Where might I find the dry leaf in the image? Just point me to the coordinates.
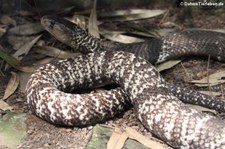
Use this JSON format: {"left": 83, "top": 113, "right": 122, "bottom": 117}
{"left": 99, "top": 9, "right": 165, "bottom": 21}
{"left": 107, "top": 129, "right": 122, "bottom": 149}
{"left": 187, "top": 104, "right": 216, "bottom": 114}
{"left": 2, "top": 72, "right": 19, "bottom": 100}
{"left": 126, "top": 127, "right": 165, "bottom": 149}
{"left": 4, "top": 35, "right": 41, "bottom": 72}
{"left": 107, "top": 128, "right": 128, "bottom": 149}
{"left": 0, "top": 112, "right": 27, "bottom": 148}
{"left": 156, "top": 60, "right": 181, "bottom": 72}
{"left": 18, "top": 72, "right": 32, "bottom": 92}
{"left": 0, "top": 47, "right": 34, "bottom": 72}
{"left": 8, "top": 35, "right": 38, "bottom": 50}
{"left": 34, "top": 46, "right": 81, "bottom": 59}
{"left": 0, "top": 100, "right": 13, "bottom": 111}
{"left": 0, "top": 15, "right": 16, "bottom": 25}
{"left": 88, "top": 0, "right": 100, "bottom": 38}
{"left": 13, "top": 35, "right": 42, "bottom": 60}
{"left": 196, "top": 71, "right": 208, "bottom": 79}
{"left": 199, "top": 91, "right": 221, "bottom": 97}
{"left": 190, "top": 71, "right": 225, "bottom": 87}
{"left": 0, "top": 27, "right": 6, "bottom": 38}
{"left": 113, "top": 132, "right": 129, "bottom": 149}
{"left": 156, "top": 28, "right": 178, "bottom": 37}
{"left": 8, "top": 22, "right": 44, "bottom": 35}
{"left": 185, "top": 28, "right": 225, "bottom": 34}
{"left": 71, "top": 15, "right": 86, "bottom": 29}
{"left": 101, "top": 30, "right": 144, "bottom": 43}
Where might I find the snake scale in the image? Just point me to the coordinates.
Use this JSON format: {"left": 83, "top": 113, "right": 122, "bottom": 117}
{"left": 25, "top": 15, "right": 225, "bottom": 148}
{"left": 41, "top": 15, "right": 225, "bottom": 112}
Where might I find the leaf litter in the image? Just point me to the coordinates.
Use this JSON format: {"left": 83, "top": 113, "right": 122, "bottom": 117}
{"left": 86, "top": 125, "right": 167, "bottom": 149}
{"left": 0, "top": 112, "right": 27, "bottom": 148}
{"left": 2, "top": 72, "right": 20, "bottom": 100}
{"left": 98, "top": 9, "right": 165, "bottom": 21}
{"left": 88, "top": 0, "right": 100, "bottom": 38}
{"left": 0, "top": 2, "right": 224, "bottom": 149}
{"left": 190, "top": 70, "right": 225, "bottom": 87}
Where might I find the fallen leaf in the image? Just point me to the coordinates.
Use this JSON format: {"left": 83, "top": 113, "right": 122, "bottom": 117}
{"left": 18, "top": 71, "right": 32, "bottom": 92}
{"left": 156, "top": 60, "right": 181, "bottom": 72}
{"left": 107, "top": 129, "right": 128, "bottom": 149}
{"left": 184, "top": 28, "right": 225, "bottom": 34}
{"left": 101, "top": 30, "right": 144, "bottom": 43}
{"left": 199, "top": 91, "right": 221, "bottom": 97}
{"left": 99, "top": 9, "right": 165, "bottom": 21}
{"left": 0, "top": 100, "right": 13, "bottom": 111}
{"left": 34, "top": 45, "right": 81, "bottom": 59}
{"left": 187, "top": 104, "right": 216, "bottom": 114}
{"left": 0, "top": 47, "right": 34, "bottom": 72}
{"left": 2, "top": 72, "right": 19, "bottom": 100}
{"left": 0, "top": 27, "right": 6, "bottom": 38}
{"left": 7, "top": 35, "right": 38, "bottom": 50}
{"left": 86, "top": 125, "right": 156, "bottom": 149}
{"left": 107, "top": 128, "right": 122, "bottom": 149}
{"left": 13, "top": 35, "right": 42, "bottom": 60}
{"left": 88, "top": 0, "right": 100, "bottom": 38}
{"left": 196, "top": 71, "right": 208, "bottom": 79}
{"left": 126, "top": 127, "right": 165, "bottom": 149}
{"left": 0, "top": 112, "right": 27, "bottom": 148}
{"left": 0, "top": 15, "right": 16, "bottom": 25}
{"left": 71, "top": 15, "right": 86, "bottom": 30}
{"left": 156, "top": 28, "right": 178, "bottom": 37}
{"left": 86, "top": 124, "right": 113, "bottom": 149}
{"left": 8, "top": 22, "right": 44, "bottom": 35}
{"left": 190, "top": 71, "right": 225, "bottom": 87}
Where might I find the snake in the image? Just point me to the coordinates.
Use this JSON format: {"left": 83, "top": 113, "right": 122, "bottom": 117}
{"left": 40, "top": 15, "right": 225, "bottom": 112}
{"left": 25, "top": 15, "right": 225, "bottom": 148}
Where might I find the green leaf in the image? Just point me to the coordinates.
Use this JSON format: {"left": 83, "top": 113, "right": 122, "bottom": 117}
{"left": 0, "top": 112, "right": 27, "bottom": 148}
{"left": 0, "top": 48, "right": 34, "bottom": 72}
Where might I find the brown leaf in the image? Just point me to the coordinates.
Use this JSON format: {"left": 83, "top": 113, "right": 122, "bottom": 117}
{"left": 126, "top": 127, "right": 166, "bottom": 149}
{"left": 0, "top": 27, "right": 6, "bottom": 38}
{"left": 88, "top": 0, "right": 100, "bottom": 38}
{"left": 190, "top": 71, "right": 225, "bottom": 87}
{"left": 34, "top": 45, "right": 81, "bottom": 59}
{"left": 107, "top": 128, "right": 123, "bottom": 149}
{"left": 0, "top": 46, "right": 34, "bottom": 72}
{"left": 199, "top": 91, "right": 221, "bottom": 97}
{"left": 99, "top": 9, "right": 165, "bottom": 21}
{"left": 13, "top": 35, "right": 42, "bottom": 60}
{"left": 196, "top": 71, "right": 208, "bottom": 79}
{"left": 100, "top": 30, "right": 144, "bottom": 43}
{"left": 0, "top": 15, "right": 16, "bottom": 25}
{"left": 2, "top": 72, "right": 19, "bottom": 100}
{"left": 0, "top": 100, "right": 13, "bottom": 111}
{"left": 156, "top": 60, "right": 181, "bottom": 72}
{"left": 8, "top": 22, "right": 44, "bottom": 35}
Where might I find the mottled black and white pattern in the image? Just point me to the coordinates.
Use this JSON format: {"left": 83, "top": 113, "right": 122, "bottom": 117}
{"left": 26, "top": 51, "right": 225, "bottom": 148}
{"left": 40, "top": 15, "right": 225, "bottom": 112}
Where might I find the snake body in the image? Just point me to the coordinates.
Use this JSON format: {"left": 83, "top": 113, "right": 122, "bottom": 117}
{"left": 25, "top": 16, "right": 225, "bottom": 148}
{"left": 40, "top": 16, "right": 225, "bottom": 112}
{"left": 26, "top": 50, "right": 225, "bottom": 148}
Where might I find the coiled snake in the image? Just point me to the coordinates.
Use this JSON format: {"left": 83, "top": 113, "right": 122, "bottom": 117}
{"left": 25, "top": 15, "right": 225, "bottom": 148}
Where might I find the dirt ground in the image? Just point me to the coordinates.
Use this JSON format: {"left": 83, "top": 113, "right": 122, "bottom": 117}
{"left": 0, "top": 4, "right": 225, "bottom": 149}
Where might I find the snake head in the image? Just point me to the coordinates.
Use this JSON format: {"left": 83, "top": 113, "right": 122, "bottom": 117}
{"left": 41, "top": 15, "right": 85, "bottom": 49}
